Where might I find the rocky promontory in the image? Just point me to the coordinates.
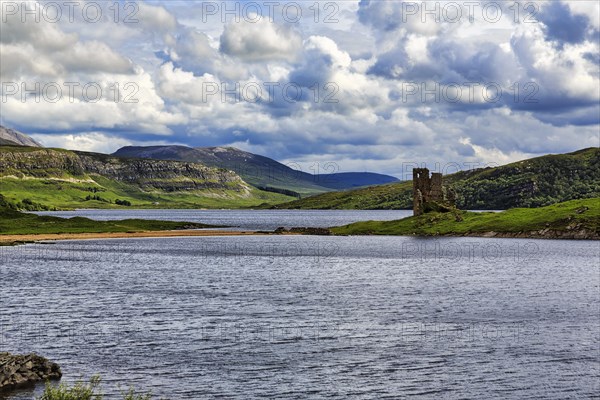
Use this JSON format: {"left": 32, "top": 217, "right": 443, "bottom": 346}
{"left": 0, "top": 147, "right": 246, "bottom": 192}
{"left": 0, "top": 352, "right": 61, "bottom": 391}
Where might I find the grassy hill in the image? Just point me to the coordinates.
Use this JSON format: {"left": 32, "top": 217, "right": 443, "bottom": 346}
{"left": 0, "top": 145, "right": 293, "bottom": 210}
{"left": 331, "top": 198, "right": 600, "bottom": 239}
{"left": 276, "top": 148, "right": 600, "bottom": 210}
{"left": 113, "top": 145, "right": 398, "bottom": 196}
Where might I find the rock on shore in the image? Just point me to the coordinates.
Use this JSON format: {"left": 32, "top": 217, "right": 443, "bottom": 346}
{"left": 274, "top": 227, "right": 332, "bottom": 235}
{"left": 0, "top": 352, "right": 61, "bottom": 391}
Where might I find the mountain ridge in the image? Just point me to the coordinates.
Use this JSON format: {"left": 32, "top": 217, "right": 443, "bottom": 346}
{"left": 0, "top": 126, "right": 42, "bottom": 147}
{"left": 0, "top": 145, "right": 293, "bottom": 209}
{"left": 113, "top": 145, "right": 399, "bottom": 196}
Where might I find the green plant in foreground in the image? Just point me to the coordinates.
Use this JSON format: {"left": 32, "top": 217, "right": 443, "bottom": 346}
{"left": 37, "top": 376, "right": 154, "bottom": 400}
{"left": 38, "top": 375, "right": 103, "bottom": 400}
{"left": 121, "top": 387, "right": 153, "bottom": 400}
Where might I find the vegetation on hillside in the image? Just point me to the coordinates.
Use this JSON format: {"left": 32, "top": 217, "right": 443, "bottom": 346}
{"left": 271, "top": 181, "right": 412, "bottom": 210}
{"left": 0, "top": 145, "right": 294, "bottom": 210}
{"left": 446, "top": 148, "right": 600, "bottom": 208}
{"left": 331, "top": 198, "right": 600, "bottom": 238}
{"left": 278, "top": 148, "right": 600, "bottom": 210}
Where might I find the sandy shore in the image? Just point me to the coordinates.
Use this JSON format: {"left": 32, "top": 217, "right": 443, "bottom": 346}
{"left": 0, "top": 229, "right": 268, "bottom": 244}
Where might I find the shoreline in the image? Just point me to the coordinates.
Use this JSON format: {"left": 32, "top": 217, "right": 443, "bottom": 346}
{"left": 1, "top": 228, "right": 597, "bottom": 246}
{"left": 353, "top": 230, "right": 598, "bottom": 240}
{"left": 0, "top": 229, "right": 271, "bottom": 245}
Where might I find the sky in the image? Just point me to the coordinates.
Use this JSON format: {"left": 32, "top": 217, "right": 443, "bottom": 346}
{"left": 0, "top": 0, "right": 599, "bottom": 178}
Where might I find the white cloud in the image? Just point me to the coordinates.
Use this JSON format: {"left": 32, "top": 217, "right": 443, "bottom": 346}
{"left": 0, "top": 0, "right": 597, "bottom": 174}
{"left": 220, "top": 19, "right": 302, "bottom": 62}
{"left": 31, "top": 132, "right": 133, "bottom": 154}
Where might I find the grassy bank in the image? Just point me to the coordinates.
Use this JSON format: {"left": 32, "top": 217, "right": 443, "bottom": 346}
{"left": 331, "top": 199, "right": 600, "bottom": 238}
{"left": 0, "top": 195, "right": 216, "bottom": 239}
{"left": 0, "top": 208, "right": 214, "bottom": 236}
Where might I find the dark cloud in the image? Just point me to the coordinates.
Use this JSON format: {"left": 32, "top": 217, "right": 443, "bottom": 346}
{"left": 357, "top": 0, "right": 403, "bottom": 32}
{"left": 538, "top": 2, "right": 590, "bottom": 45}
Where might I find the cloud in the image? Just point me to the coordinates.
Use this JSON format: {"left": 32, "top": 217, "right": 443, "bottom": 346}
{"left": 0, "top": 0, "right": 598, "bottom": 175}
{"left": 0, "top": 3, "right": 134, "bottom": 79}
{"left": 30, "top": 132, "right": 133, "bottom": 154}
{"left": 510, "top": 26, "right": 600, "bottom": 110}
{"left": 137, "top": 2, "right": 178, "bottom": 33}
{"left": 538, "top": 1, "right": 591, "bottom": 45}
{"left": 220, "top": 19, "right": 302, "bottom": 62}
{"left": 2, "top": 70, "right": 185, "bottom": 134}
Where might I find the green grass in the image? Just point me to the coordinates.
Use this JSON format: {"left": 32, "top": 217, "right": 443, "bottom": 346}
{"left": 0, "top": 145, "right": 295, "bottom": 210}
{"left": 0, "top": 211, "right": 214, "bottom": 235}
{"left": 331, "top": 198, "right": 600, "bottom": 237}
{"left": 38, "top": 375, "right": 153, "bottom": 400}
{"left": 271, "top": 181, "right": 413, "bottom": 210}
{"left": 0, "top": 176, "right": 293, "bottom": 210}
{"left": 0, "top": 195, "right": 216, "bottom": 236}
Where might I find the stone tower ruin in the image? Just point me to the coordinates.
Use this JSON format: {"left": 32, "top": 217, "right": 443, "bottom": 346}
{"left": 413, "top": 168, "right": 444, "bottom": 216}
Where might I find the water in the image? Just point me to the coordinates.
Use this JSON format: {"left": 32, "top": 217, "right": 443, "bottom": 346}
{"left": 1, "top": 212, "right": 599, "bottom": 399}
{"left": 32, "top": 209, "right": 413, "bottom": 231}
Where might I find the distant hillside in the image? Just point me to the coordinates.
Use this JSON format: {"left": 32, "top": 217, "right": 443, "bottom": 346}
{"left": 0, "top": 146, "right": 293, "bottom": 210}
{"left": 0, "top": 125, "right": 42, "bottom": 147}
{"left": 113, "top": 145, "right": 398, "bottom": 196}
{"left": 276, "top": 147, "right": 600, "bottom": 210}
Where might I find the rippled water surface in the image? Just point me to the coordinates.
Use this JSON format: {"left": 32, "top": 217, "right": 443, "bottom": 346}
{"left": 32, "top": 209, "right": 413, "bottom": 231}
{"left": 1, "top": 212, "right": 599, "bottom": 399}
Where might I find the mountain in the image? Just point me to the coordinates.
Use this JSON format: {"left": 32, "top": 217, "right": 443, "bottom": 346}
{"left": 0, "top": 125, "right": 42, "bottom": 147}
{"left": 113, "top": 145, "right": 398, "bottom": 196}
{"left": 0, "top": 146, "right": 294, "bottom": 210}
{"left": 275, "top": 147, "right": 600, "bottom": 210}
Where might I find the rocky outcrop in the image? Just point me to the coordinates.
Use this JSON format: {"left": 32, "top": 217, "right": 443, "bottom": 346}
{"left": 0, "top": 148, "right": 86, "bottom": 177}
{"left": 274, "top": 227, "right": 332, "bottom": 235}
{"left": 76, "top": 153, "right": 244, "bottom": 191}
{"left": 0, "top": 148, "right": 248, "bottom": 192}
{"left": 0, "top": 352, "right": 61, "bottom": 391}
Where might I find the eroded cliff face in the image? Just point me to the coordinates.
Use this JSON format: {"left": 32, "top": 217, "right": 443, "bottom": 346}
{"left": 0, "top": 148, "right": 86, "bottom": 177}
{"left": 76, "top": 153, "right": 245, "bottom": 191}
{"left": 0, "top": 148, "right": 248, "bottom": 192}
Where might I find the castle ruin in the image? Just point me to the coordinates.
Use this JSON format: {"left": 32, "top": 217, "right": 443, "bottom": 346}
{"left": 413, "top": 168, "right": 455, "bottom": 216}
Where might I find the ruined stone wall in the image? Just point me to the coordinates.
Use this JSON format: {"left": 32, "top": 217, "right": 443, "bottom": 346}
{"left": 413, "top": 168, "right": 429, "bottom": 215}
{"left": 412, "top": 168, "right": 445, "bottom": 215}
{"left": 430, "top": 173, "right": 443, "bottom": 201}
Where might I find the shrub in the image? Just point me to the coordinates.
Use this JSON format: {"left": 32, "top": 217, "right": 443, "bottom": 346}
{"left": 85, "top": 195, "right": 109, "bottom": 203}
{"left": 38, "top": 375, "right": 103, "bottom": 400}
{"left": 37, "top": 376, "right": 153, "bottom": 400}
